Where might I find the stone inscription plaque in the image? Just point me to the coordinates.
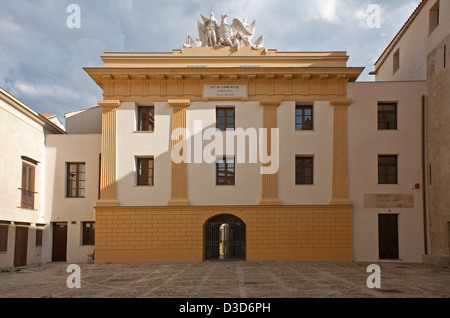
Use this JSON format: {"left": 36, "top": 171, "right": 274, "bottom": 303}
{"left": 364, "top": 194, "right": 414, "bottom": 208}
{"left": 204, "top": 85, "right": 247, "bottom": 99}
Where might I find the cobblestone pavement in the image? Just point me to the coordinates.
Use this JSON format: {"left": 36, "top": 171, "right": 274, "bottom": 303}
{"left": 0, "top": 261, "right": 449, "bottom": 298}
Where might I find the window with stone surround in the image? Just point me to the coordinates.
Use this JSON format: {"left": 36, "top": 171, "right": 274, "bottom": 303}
{"left": 378, "top": 102, "right": 397, "bottom": 130}
{"left": 216, "top": 107, "right": 235, "bottom": 131}
{"left": 429, "top": 0, "right": 440, "bottom": 34}
{"left": 216, "top": 156, "right": 235, "bottom": 185}
{"left": 67, "top": 163, "right": 86, "bottom": 198}
{"left": 137, "top": 106, "right": 155, "bottom": 132}
{"left": 137, "top": 157, "right": 154, "bottom": 186}
{"left": 378, "top": 155, "right": 398, "bottom": 184}
{"left": 82, "top": 222, "right": 95, "bottom": 245}
{"left": 295, "top": 156, "right": 314, "bottom": 185}
{"left": 295, "top": 104, "right": 313, "bottom": 131}
{"left": 393, "top": 49, "right": 400, "bottom": 73}
{"left": 21, "top": 161, "right": 36, "bottom": 209}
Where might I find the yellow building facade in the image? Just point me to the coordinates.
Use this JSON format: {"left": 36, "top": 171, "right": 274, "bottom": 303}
{"left": 1, "top": 6, "right": 437, "bottom": 268}
{"left": 85, "top": 47, "right": 363, "bottom": 263}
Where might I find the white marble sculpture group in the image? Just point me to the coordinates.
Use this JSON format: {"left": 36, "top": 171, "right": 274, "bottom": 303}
{"left": 184, "top": 12, "right": 267, "bottom": 53}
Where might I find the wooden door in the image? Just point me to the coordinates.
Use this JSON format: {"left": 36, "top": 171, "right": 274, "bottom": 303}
{"left": 14, "top": 226, "right": 28, "bottom": 267}
{"left": 378, "top": 214, "right": 399, "bottom": 259}
{"left": 52, "top": 223, "right": 67, "bottom": 262}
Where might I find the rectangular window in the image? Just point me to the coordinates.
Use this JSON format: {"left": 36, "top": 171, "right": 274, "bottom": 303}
{"left": 216, "top": 157, "right": 235, "bottom": 185}
{"left": 21, "top": 162, "right": 36, "bottom": 209}
{"left": 137, "top": 157, "right": 154, "bottom": 186}
{"left": 378, "top": 214, "right": 399, "bottom": 259}
{"left": 429, "top": 0, "right": 440, "bottom": 34}
{"left": 378, "top": 155, "right": 398, "bottom": 184}
{"left": 0, "top": 225, "right": 8, "bottom": 252}
{"left": 82, "top": 222, "right": 95, "bottom": 245}
{"left": 67, "top": 163, "right": 86, "bottom": 198}
{"left": 35, "top": 228, "right": 43, "bottom": 246}
{"left": 378, "top": 102, "right": 398, "bottom": 130}
{"left": 295, "top": 105, "right": 313, "bottom": 131}
{"left": 137, "top": 106, "right": 155, "bottom": 132}
{"left": 296, "top": 156, "right": 314, "bottom": 185}
{"left": 216, "top": 107, "right": 235, "bottom": 130}
{"left": 393, "top": 49, "right": 400, "bottom": 73}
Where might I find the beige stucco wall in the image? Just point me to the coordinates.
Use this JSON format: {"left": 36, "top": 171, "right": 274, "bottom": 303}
{"left": 375, "top": 8, "right": 428, "bottom": 81}
{"left": 0, "top": 100, "right": 46, "bottom": 224}
{"left": 348, "top": 81, "right": 427, "bottom": 262}
{"left": 65, "top": 107, "right": 102, "bottom": 134}
{"left": 375, "top": 0, "right": 450, "bottom": 82}
{"left": 44, "top": 134, "right": 101, "bottom": 263}
{"left": 116, "top": 102, "right": 172, "bottom": 206}
{"left": 187, "top": 101, "right": 262, "bottom": 206}
{"left": 115, "top": 100, "right": 334, "bottom": 206}
{"left": 278, "top": 101, "right": 333, "bottom": 205}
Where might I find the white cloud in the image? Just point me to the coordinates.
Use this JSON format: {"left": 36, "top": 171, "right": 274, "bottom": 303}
{"left": 13, "top": 81, "right": 80, "bottom": 100}
{"left": 316, "top": 0, "right": 339, "bottom": 23}
{"left": 0, "top": 0, "right": 422, "bottom": 118}
{"left": 0, "top": 19, "right": 24, "bottom": 34}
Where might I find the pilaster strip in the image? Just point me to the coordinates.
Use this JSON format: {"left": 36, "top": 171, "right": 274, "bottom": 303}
{"left": 259, "top": 100, "right": 281, "bottom": 205}
{"left": 330, "top": 99, "right": 352, "bottom": 205}
{"left": 96, "top": 100, "right": 120, "bottom": 207}
{"left": 168, "top": 99, "right": 191, "bottom": 206}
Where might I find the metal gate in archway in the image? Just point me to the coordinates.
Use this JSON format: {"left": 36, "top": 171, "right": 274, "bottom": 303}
{"left": 204, "top": 214, "right": 246, "bottom": 261}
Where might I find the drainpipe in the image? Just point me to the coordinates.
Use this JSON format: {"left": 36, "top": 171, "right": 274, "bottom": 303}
{"left": 422, "top": 94, "right": 428, "bottom": 256}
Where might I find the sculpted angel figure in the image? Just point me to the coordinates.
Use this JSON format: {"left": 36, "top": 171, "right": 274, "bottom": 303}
{"left": 217, "top": 14, "right": 234, "bottom": 47}
{"left": 186, "top": 12, "right": 267, "bottom": 53}
{"left": 184, "top": 34, "right": 202, "bottom": 48}
{"left": 231, "top": 17, "right": 256, "bottom": 48}
{"left": 198, "top": 12, "right": 219, "bottom": 47}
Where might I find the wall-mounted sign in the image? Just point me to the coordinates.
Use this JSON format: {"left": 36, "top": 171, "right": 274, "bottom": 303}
{"left": 204, "top": 85, "right": 247, "bottom": 99}
{"left": 364, "top": 194, "right": 415, "bottom": 208}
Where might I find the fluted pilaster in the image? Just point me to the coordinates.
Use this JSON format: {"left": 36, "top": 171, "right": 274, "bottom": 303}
{"left": 168, "top": 99, "right": 190, "bottom": 206}
{"left": 259, "top": 100, "right": 281, "bottom": 205}
{"left": 96, "top": 100, "right": 120, "bottom": 207}
{"left": 330, "top": 100, "right": 352, "bottom": 205}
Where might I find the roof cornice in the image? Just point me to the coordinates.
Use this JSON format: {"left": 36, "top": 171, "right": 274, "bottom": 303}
{"left": 0, "top": 87, "right": 66, "bottom": 134}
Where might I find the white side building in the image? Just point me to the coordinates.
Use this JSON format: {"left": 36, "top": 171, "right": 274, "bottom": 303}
{"left": 0, "top": 87, "right": 65, "bottom": 268}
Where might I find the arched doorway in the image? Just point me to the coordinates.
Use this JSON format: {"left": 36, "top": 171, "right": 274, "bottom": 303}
{"left": 204, "top": 214, "right": 246, "bottom": 261}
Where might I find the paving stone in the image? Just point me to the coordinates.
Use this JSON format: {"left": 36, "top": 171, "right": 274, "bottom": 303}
{"left": 0, "top": 261, "right": 449, "bottom": 298}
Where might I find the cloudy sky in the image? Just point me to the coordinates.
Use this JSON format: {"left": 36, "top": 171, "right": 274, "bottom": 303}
{"left": 0, "top": 0, "right": 420, "bottom": 123}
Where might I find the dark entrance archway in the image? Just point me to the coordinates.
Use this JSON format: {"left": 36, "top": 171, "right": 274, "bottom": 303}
{"left": 204, "top": 214, "right": 246, "bottom": 261}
